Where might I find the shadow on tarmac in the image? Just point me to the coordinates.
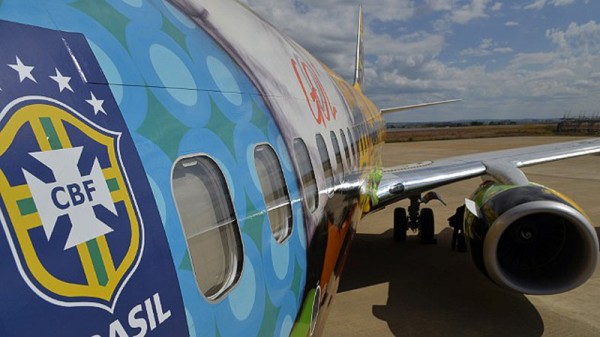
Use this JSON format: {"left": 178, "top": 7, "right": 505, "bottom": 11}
{"left": 338, "top": 228, "right": 545, "bottom": 337}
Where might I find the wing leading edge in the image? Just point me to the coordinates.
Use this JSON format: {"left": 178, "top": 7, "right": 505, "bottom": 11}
{"left": 380, "top": 99, "right": 462, "bottom": 114}
{"left": 374, "top": 138, "right": 600, "bottom": 211}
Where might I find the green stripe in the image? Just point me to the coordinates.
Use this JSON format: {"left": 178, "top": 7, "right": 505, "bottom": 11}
{"left": 106, "top": 178, "right": 119, "bottom": 192}
{"left": 86, "top": 239, "right": 108, "bottom": 286}
{"left": 39, "top": 117, "right": 110, "bottom": 287}
{"left": 40, "top": 117, "right": 62, "bottom": 150}
{"left": 17, "top": 198, "right": 37, "bottom": 216}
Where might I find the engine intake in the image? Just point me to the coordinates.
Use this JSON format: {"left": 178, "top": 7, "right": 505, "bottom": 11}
{"left": 465, "top": 183, "right": 599, "bottom": 295}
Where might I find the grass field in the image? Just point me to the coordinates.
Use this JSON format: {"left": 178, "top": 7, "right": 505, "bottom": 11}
{"left": 385, "top": 124, "right": 558, "bottom": 142}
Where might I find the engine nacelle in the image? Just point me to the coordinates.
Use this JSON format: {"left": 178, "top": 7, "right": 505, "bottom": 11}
{"left": 464, "top": 182, "right": 599, "bottom": 295}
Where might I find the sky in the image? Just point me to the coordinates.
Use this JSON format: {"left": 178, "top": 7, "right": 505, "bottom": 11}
{"left": 239, "top": 0, "right": 600, "bottom": 123}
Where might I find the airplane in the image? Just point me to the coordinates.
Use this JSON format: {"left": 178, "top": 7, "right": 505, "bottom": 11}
{"left": 0, "top": 1, "right": 598, "bottom": 337}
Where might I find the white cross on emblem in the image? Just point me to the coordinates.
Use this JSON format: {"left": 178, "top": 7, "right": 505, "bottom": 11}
{"left": 22, "top": 147, "right": 116, "bottom": 250}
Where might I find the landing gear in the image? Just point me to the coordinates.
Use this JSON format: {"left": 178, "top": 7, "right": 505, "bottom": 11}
{"left": 393, "top": 192, "right": 445, "bottom": 244}
{"left": 419, "top": 208, "right": 436, "bottom": 244}
{"left": 393, "top": 208, "right": 408, "bottom": 241}
{"left": 448, "top": 205, "right": 467, "bottom": 252}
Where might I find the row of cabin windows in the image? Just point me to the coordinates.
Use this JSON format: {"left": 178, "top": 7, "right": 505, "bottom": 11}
{"left": 297, "top": 128, "right": 359, "bottom": 214}
{"left": 172, "top": 144, "right": 292, "bottom": 302}
{"left": 356, "top": 121, "right": 381, "bottom": 149}
{"left": 330, "top": 127, "right": 357, "bottom": 177}
{"left": 171, "top": 125, "right": 369, "bottom": 301}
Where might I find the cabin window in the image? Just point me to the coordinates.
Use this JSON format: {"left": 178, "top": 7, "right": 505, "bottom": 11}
{"left": 254, "top": 144, "right": 293, "bottom": 243}
{"left": 316, "top": 134, "right": 334, "bottom": 190}
{"left": 330, "top": 131, "right": 344, "bottom": 180}
{"left": 347, "top": 127, "right": 357, "bottom": 164}
{"left": 340, "top": 129, "right": 352, "bottom": 169}
{"left": 293, "top": 138, "right": 318, "bottom": 212}
{"left": 172, "top": 155, "right": 243, "bottom": 301}
{"left": 353, "top": 126, "right": 361, "bottom": 160}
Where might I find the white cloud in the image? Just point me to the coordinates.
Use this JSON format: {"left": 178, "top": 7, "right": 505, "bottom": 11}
{"left": 460, "top": 38, "right": 512, "bottom": 57}
{"left": 525, "top": 0, "right": 576, "bottom": 10}
{"left": 552, "top": 0, "right": 576, "bottom": 6}
{"left": 360, "top": 0, "right": 417, "bottom": 22}
{"left": 241, "top": 1, "right": 600, "bottom": 122}
{"left": 524, "top": 0, "right": 547, "bottom": 10}
{"left": 426, "top": 0, "right": 454, "bottom": 11}
{"left": 491, "top": 2, "right": 503, "bottom": 11}
{"left": 451, "top": 0, "right": 492, "bottom": 24}
{"left": 509, "top": 52, "right": 555, "bottom": 68}
{"left": 546, "top": 20, "right": 600, "bottom": 54}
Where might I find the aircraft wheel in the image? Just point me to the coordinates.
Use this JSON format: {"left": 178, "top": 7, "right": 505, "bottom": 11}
{"left": 419, "top": 208, "right": 437, "bottom": 244}
{"left": 393, "top": 207, "right": 408, "bottom": 242}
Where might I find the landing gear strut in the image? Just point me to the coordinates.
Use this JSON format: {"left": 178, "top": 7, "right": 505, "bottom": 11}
{"left": 393, "top": 192, "right": 445, "bottom": 244}
{"left": 448, "top": 205, "right": 467, "bottom": 252}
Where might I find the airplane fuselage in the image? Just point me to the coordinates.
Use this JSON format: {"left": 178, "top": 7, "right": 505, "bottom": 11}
{"left": 0, "top": 1, "right": 383, "bottom": 336}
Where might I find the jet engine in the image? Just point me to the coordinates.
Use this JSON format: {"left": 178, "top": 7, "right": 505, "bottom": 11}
{"left": 464, "top": 182, "right": 598, "bottom": 295}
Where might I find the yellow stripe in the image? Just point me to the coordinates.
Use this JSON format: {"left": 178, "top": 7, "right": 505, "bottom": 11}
{"left": 96, "top": 236, "right": 116, "bottom": 277}
{"left": 2, "top": 184, "right": 39, "bottom": 230}
{"left": 51, "top": 117, "right": 73, "bottom": 148}
{"left": 110, "top": 189, "right": 127, "bottom": 203}
{"left": 51, "top": 113, "right": 123, "bottom": 291}
{"left": 102, "top": 167, "right": 119, "bottom": 179}
{"left": 10, "top": 184, "right": 32, "bottom": 200}
{"left": 30, "top": 118, "right": 52, "bottom": 151}
{"left": 51, "top": 117, "right": 121, "bottom": 289}
{"left": 21, "top": 215, "right": 42, "bottom": 230}
{"left": 44, "top": 118, "right": 102, "bottom": 285}
{"left": 76, "top": 243, "right": 99, "bottom": 287}
{"left": 45, "top": 115, "right": 106, "bottom": 289}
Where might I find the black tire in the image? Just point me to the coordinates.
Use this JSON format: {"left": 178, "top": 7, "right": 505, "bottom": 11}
{"left": 393, "top": 208, "right": 408, "bottom": 242}
{"left": 419, "top": 208, "right": 437, "bottom": 244}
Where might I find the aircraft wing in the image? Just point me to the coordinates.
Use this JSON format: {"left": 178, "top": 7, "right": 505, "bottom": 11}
{"left": 375, "top": 138, "right": 600, "bottom": 210}
{"left": 380, "top": 99, "right": 462, "bottom": 114}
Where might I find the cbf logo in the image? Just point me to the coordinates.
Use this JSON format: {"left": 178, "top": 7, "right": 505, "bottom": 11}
{"left": 0, "top": 19, "right": 187, "bottom": 337}
{"left": 0, "top": 99, "right": 143, "bottom": 312}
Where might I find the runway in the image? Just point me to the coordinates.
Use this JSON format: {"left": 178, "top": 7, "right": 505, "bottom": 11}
{"left": 323, "top": 136, "right": 600, "bottom": 337}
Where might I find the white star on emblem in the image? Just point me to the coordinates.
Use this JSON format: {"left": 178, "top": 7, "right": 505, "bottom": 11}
{"left": 49, "top": 68, "right": 73, "bottom": 93}
{"left": 8, "top": 56, "right": 37, "bottom": 83}
{"left": 86, "top": 92, "right": 107, "bottom": 115}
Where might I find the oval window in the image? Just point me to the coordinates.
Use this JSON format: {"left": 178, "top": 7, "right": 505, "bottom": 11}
{"left": 316, "top": 134, "right": 334, "bottom": 190}
{"left": 347, "top": 127, "right": 357, "bottom": 165}
{"left": 172, "top": 155, "right": 243, "bottom": 301}
{"left": 330, "top": 131, "right": 344, "bottom": 180}
{"left": 293, "top": 138, "right": 318, "bottom": 212}
{"left": 340, "top": 129, "right": 351, "bottom": 169}
{"left": 254, "top": 144, "right": 293, "bottom": 243}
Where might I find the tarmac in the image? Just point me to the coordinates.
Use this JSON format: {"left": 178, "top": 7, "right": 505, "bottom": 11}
{"left": 323, "top": 136, "right": 600, "bottom": 337}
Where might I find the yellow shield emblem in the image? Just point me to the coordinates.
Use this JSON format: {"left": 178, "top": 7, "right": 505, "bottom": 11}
{"left": 0, "top": 99, "right": 142, "bottom": 311}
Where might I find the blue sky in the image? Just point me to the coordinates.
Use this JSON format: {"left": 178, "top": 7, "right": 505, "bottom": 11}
{"left": 241, "top": 0, "right": 600, "bottom": 123}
